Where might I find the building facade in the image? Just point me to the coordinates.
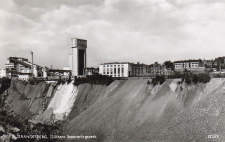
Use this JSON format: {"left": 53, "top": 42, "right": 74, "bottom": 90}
{"left": 130, "top": 62, "right": 148, "bottom": 77}
{"left": 99, "top": 62, "right": 131, "bottom": 77}
{"left": 174, "top": 60, "right": 205, "bottom": 72}
{"left": 0, "top": 69, "right": 8, "bottom": 78}
{"left": 18, "top": 73, "right": 32, "bottom": 81}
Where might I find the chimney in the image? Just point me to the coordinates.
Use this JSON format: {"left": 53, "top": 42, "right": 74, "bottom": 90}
{"left": 31, "top": 52, "right": 33, "bottom": 75}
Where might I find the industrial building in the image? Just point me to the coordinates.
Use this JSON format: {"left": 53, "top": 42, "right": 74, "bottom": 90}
{"left": 99, "top": 62, "right": 131, "bottom": 77}
{"left": 69, "top": 38, "right": 87, "bottom": 76}
{"left": 1, "top": 56, "right": 71, "bottom": 81}
{"left": 0, "top": 38, "right": 89, "bottom": 80}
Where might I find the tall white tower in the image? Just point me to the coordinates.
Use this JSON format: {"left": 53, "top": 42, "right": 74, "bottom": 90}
{"left": 70, "top": 38, "right": 87, "bottom": 76}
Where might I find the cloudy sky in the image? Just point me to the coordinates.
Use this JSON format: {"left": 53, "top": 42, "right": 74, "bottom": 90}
{"left": 0, "top": 0, "right": 225, "bottom": 69}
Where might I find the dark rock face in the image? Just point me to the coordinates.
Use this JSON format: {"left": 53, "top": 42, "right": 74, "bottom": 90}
{"left": 5, "top": 80, "right": 56, "bottom": 119}
{"left": 65, "top": 79, "right": 225, "bottom": 142}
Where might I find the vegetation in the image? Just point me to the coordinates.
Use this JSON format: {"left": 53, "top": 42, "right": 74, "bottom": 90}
{"left": 164, "top": 60, "right": 174, "bottom": 70}
{"left": 181, "top": 73, "right": 211, "bottom": 84}
{"left": 167, "top": 71, "right": 211, "bottom": 85}
{"left": 0, "top": 90, "right": 65, "bottom": 141}
{"left": 0, "top": 110, "right": 65, "bottom": 141}
{"left": 151, "top": 75, "right": 166, "bottom": 86}
{"left": 73, "top": 73, "right": 113, "bottom": 86}
{"left": 167, "top": 71, "right": 183, "bottom": 79}
{"left": 0, "top": 78, "right": 11, "bottom": 95}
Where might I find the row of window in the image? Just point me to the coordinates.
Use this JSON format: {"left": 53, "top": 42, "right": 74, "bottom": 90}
{"left": 102, "top": 73, "right": 124, "bottom": 77}
{"left": 103, "top": 67, "right": 124, "bottom": 74}
{"left": 103, "top": 65, "right": 124, "bottom": 67}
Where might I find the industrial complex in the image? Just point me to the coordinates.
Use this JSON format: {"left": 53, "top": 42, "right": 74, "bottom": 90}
{"left": 0, "top": 38, "right": 225, "bottom": 80}
{"left": 0, "top": 38, "right": 89, "bottom": 80}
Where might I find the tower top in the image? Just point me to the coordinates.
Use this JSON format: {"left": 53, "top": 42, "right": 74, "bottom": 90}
{"left": 71, "top": 38, "right": 87, "bottom": 49}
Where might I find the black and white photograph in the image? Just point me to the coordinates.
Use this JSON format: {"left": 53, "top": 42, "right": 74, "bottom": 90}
{"left": 0, "top": 0, "right": 225, "bottom": 141}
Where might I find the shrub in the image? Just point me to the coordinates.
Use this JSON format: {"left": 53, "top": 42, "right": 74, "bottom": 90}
{"left": 192, "top": 74, "right": 199, "bottom": 84}
{"left": 183, "top": 73, "right": 192, "bottom": 84}
{"left": 151, "top": 75, "right": 165, "bottom": 86}
{"left": 0, "top": 78, "right": 11, "bottom": 95}
{"left": 198, "top": 73, "right": 211, "bottom": 83}
{"left": 181, "top": 73, "right": 210, "bottom": 85}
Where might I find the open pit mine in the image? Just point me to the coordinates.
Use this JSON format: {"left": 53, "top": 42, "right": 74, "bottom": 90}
{"left": 0, "top": 78, "right": 225, "bottom": 142}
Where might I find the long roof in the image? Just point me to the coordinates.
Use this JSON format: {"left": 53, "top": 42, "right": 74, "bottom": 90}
{"left": 173, "top": 59, "right": 201, "bottom": 63}
{"left": 101, "top": 62, "right": 130, "bottom": 65}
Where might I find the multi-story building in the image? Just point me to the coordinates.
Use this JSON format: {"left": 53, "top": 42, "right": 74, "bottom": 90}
{"left": 130, "top": 62, "right": 148, "bottom": 77}
{"left": 148, "top": 62, "right": 164, "bottom": 75}
{"left": 99, "top": 62, "right": 156, "bottom": 77}
{"left": 174, "top": 59, "right": 205, "bottom": 72}
{"left": 99, "top": 62, "right": 131, "bottom": 77}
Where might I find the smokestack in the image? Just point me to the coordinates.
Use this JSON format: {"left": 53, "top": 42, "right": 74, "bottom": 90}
{"left": 31, "top": 52, "right": 33, "bottom": 76}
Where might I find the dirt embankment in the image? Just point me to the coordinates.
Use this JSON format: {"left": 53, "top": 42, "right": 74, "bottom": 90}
{"left": 68, "top": 80, "right": 122, "bottom": 120}
{"left": 66, "top": 79, "right": 225, "bottom": 142}
{"left": 4, "top": 80, "right": 57, "bottom": 119}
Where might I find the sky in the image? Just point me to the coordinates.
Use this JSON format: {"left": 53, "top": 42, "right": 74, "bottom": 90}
{"left": 0, "top": 0, "right": 225, "bottom": 69}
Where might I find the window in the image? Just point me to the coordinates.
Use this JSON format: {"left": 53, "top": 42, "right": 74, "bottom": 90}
{"left": 122, "top": 67, "right": 124, "bottom": 73}
{"left": 110, "top": 68, "right": 113, "bottom": 74}
{"left": 114, "top": 68, "right": 116, "bottom": 74}
{"left": 103, "top": 68, "right": 106, "bottom": 74}
{"left": 107, "top": 68, "right": 109, "bottom": 74}
{"left": 118, "top": 68, "right": 120, "bottom": 74}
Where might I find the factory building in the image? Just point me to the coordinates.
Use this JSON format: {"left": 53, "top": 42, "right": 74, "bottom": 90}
{"left": 5, "top": 57, "right": 37, "bottom": 78}
{"left": 1, "top": 56, "right": 71, "bottom": 80}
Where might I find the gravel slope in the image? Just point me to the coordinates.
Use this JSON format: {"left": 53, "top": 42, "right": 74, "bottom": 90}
{"left": 66, "top": 79, "right": 225, "bottom": 142}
